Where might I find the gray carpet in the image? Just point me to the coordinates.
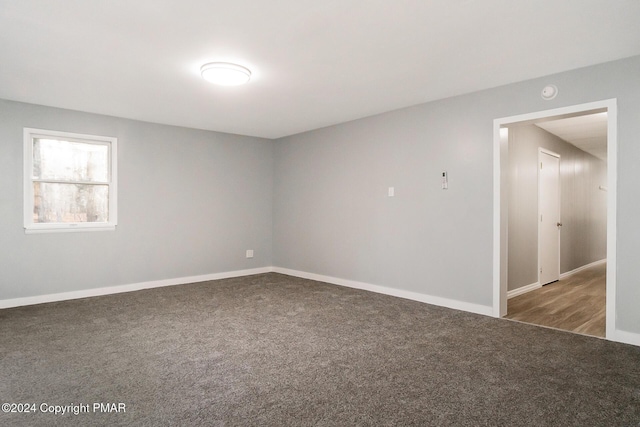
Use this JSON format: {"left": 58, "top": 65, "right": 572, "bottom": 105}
{"left": 1, "top": 273, "right": 639, "bottom": 426}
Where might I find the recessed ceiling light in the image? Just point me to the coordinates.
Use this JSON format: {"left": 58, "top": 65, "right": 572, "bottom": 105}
{"left": 200, "top": 62, "right": 251, "bottom": 86}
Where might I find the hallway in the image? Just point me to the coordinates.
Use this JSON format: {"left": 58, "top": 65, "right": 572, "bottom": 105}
{"left": 505, "top": 262, "right": 606, "bottom": 337}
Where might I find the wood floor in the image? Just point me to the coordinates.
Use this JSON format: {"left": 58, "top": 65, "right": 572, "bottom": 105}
{"left": 505, "top": 262, "right": 606, "bottom": 337}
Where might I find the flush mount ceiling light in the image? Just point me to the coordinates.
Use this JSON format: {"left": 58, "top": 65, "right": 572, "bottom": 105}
{"left": 200, "top": 62, "right": 251, "bottom": 86}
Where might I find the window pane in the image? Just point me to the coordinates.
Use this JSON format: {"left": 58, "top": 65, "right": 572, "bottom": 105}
{"left": 33, "top": 182, "right": 109, "bottom": 223}
{"left": 33, "top": 138, "right": 109, "bottom": 182}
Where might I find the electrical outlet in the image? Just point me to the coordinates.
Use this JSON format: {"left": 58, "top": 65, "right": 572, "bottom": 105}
{"left": 246, "top": 250, "right": 254, "bottom": 258}
{"left": 388, "top": 187, "right": 395, "bottom": 197}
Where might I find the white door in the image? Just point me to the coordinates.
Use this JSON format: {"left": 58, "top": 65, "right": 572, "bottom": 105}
{"left": 538, "top": 149, "right": 561, "bottom": 285}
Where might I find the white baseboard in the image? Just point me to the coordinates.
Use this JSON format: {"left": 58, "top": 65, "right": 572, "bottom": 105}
{"left": 612, "top": 329, "right": 640, "bottom": 347}
{"left": 272, "top": 267, "right": 493, "bottom": 317}
{"left": 506, "top": 258, "right": 607, "bottom": 300}
{"left": 2, "top": 265, "right": 493, "bottom": 317}
{"left": 560, "top": 258, "right": 607, "bottom": 279}
{"left": 3, "top": 264, "right": 637, "bottom": 347}
{"left": 0, "top": 267, "right": 273, "bottom": 309}
{"left": 507, "top": 282, "right": 541, "bottom": 299}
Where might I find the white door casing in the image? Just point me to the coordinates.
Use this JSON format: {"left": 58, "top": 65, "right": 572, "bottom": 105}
{"left": 493, "top": 98, "right": 617, "bottom": 341}
{"left": 538, "top": 149, "right": 561, "bottom": 286}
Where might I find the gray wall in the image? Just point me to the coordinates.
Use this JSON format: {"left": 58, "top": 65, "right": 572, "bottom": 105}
{"left": 0, "top": 99, "right": 274, "bottom": 300}
{"left": 273, "top": 55, "right": 640, "bottom": 334}
{"left": 507, "top": 124, "right": 607, "bottom": 291}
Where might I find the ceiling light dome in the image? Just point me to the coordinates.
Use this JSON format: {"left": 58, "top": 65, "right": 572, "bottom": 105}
{"left": 200, "top": 62, "right": 251, "bottom": 86}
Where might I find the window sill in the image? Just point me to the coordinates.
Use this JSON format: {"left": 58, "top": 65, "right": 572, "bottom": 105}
{"left": 24, "top": 225, "right": 117, "bottom": 234}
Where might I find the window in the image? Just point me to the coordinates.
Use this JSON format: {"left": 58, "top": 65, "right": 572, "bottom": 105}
{"left": 23, "top": 128, "right": 117, "bottom": 233}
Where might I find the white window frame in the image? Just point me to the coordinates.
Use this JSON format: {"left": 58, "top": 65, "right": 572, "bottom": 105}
{"left": 23, "top": 128, "right": 118, "bottom": 233}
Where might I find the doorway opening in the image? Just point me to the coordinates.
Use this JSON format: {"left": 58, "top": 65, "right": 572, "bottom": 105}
{"left": 493, "top": 99, "right": 617, "bottom": 339}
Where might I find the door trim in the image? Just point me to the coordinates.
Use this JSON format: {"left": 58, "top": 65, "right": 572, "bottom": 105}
{"left": 493, "top": 99, "right": 617, "bottom": 340}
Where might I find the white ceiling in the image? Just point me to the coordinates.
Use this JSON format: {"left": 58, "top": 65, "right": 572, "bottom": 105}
{"left": 536, "top": 113, "right": 608, "bottom": 160}
{"left": 1, "top": 1, "right": 639, "bottom": 139}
